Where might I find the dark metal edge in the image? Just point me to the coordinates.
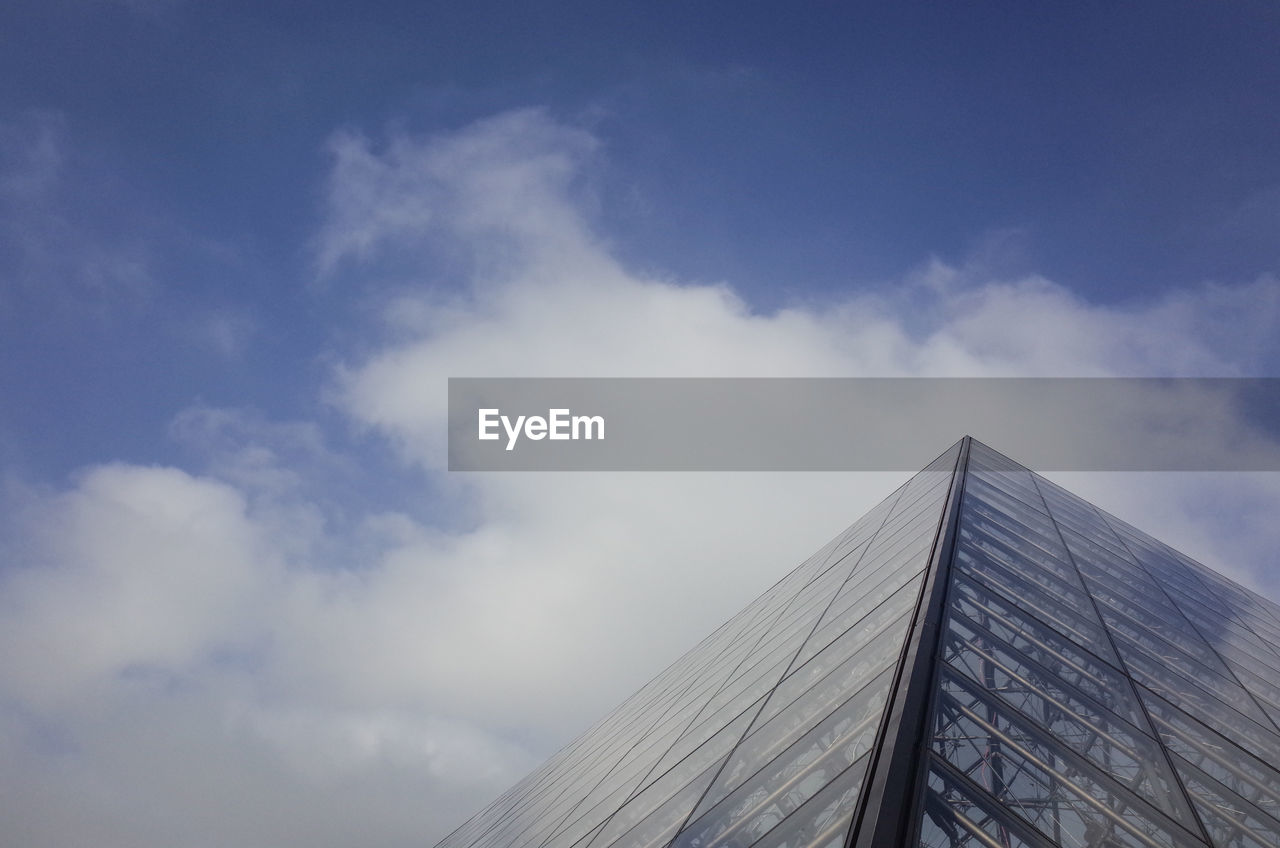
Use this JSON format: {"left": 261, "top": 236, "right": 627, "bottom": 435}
{"left": 846, "top": 435, "right": 971, "bottom": 848}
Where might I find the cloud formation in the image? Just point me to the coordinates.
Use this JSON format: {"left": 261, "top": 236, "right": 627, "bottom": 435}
{"left": 3, "top": 107, "right": 1280, "bottom": 847}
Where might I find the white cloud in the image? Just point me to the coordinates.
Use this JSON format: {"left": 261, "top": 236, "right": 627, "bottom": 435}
{"left": 4, "top": 107, "right": 1280, "bottom": 847}
{"left": 314, "top": 109, "right": 602, "bottom": 282}
{"left": 0, "top": 464, "right": 276, "bottom": 708}
{"left": 320, "top": 104, "right": 1280, "bottom": 700}
{"left": 922, "top": 272, "right": 1280, "bottom": 377}
{"left": 0, "top": 461, "right": 538, "bottom": 847}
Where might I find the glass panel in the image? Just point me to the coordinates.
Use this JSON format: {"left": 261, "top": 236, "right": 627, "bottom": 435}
{"left": 965, "top": 509, "right": 1079, "bottom": 588}
{"left": 953, "top": 544, "right": 1115, "bottom": 659}
{"left": 1173, "top": 754, "right": 1280, "bottom": 848}
{"left": 1180, "top": 609, "right": 1280, "bottom": 681}
{"left": 1113, "top": 630, "right": 1275, "bottom": 729}
{"left": 920, "top": 760, "right": 1049, "bottom": 848}
{"left": 964, "top": 495, "right": 1063, "bottom": 556}
{"left": 771, "top": 612, "right": 910, "bottom": 729}
{"left": 1139, "top": 688, "right": 1280, "bottom": 822}
{"left": 654, "top": 690, "right": 775, "bottom": 785}
{"left": 673, "top": 670, "right": 892, "bottom": 848}
{"left": 967, "top": 471, "right": 1042, "bottom": 506}
{"left": 851, "top": 521, "right": 938, "bottom": 581}
{"left": 948, "top": 573, "right": 1137, "bottom": 725}
{"left": 592, "top": 755, "right": 728, "bottom": 848}
{"left": 940, "top": 613, "right": 1195, "bottom": 827}
{"left": 748, "top": 753, "right": 870, "bottom": 848}
{"left": 1074, "top": 575, "right": 1236, "bottom": 681}
{"left": 960, "top": 520, "right": 1084, "bottom": 600}
{"left": 931, "top": 667, "right": 1205, "bottom": 848}
{"left": 964, "top": 475, "right": 1048, "bottom": 521}
{"left": 585, "top": 705, "right": 757, "bottom": 848}
{"left": 693, "top": 664, "right": 898, "bottom": 824}
{"left": 793, "top": 572, "right": 924, "bottom": 672}
{"left": 1099, "top": 608, "right": 1247, "bottom": 702}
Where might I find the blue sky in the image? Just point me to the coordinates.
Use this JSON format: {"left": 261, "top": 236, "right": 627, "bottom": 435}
{"left": 4, "top": 0, "right": 1280, "bottom": 478}
{"left": 3, "top": 2, "right": 1280, "bottom": 846}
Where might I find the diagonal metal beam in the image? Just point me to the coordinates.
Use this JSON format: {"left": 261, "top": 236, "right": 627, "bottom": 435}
{"left": 848, "top": 435, "right": 972, "bottom": 848}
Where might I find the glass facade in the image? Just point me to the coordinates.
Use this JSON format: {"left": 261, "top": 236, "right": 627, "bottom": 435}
{"left": 434, "top": 439, "right": 1280, "bottom": 848}
{"left": 918, "top": 441, "right": 1280, "bottom": 848}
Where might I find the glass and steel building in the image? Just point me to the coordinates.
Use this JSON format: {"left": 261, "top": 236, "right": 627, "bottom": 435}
{"left": 433, "top": 437, "right": 1280, "bottom": 848}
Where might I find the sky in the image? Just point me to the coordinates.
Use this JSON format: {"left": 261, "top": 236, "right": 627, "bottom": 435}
{"left": 2, "top": 1, "right": 1280, "bottom": 846}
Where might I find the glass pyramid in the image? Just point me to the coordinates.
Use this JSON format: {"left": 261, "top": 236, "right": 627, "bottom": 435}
{"left": 434, "top": 438, "right": 1280, "bottom": 848}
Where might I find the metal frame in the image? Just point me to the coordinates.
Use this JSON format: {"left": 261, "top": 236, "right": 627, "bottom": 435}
{"left": 847, "top": 436, "right": 972, "bottom": 848}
